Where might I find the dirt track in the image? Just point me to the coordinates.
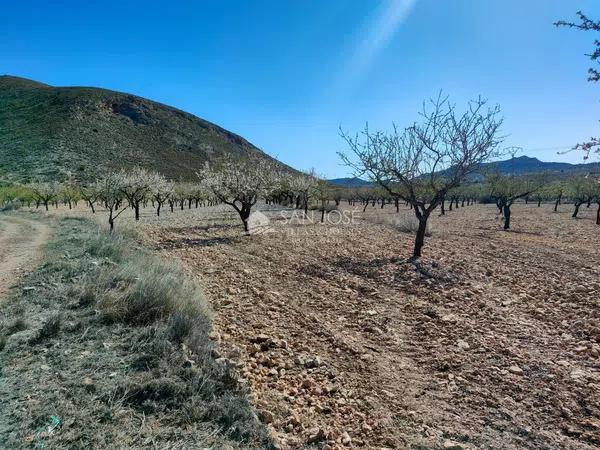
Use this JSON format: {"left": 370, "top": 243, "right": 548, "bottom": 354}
{"left": 0, "top": 214, "right": 49, "bottom": 299}
{"left": 142, "top": 203, "right": 600, "bottom": 450}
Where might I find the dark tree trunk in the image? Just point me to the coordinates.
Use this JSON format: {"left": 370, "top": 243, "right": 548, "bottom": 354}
{"left": 238, "top": 204, "right": 252, "bottom": 233}
{"left": 596, "top": 203, "right": 600, "bottom": 225}
{"left": 134, "top": 202, "right": 140, "bottom": 221}
{"left": 440, "top": 199, "right": 445, "bottom": 215}
{"left": 573, "top": 203, "right": 581, "bottom": 218}
{"left": 156, "top": 203, "right": 161, "bottom": 217}
{"left": 44, "top": 200, "right": 49, "bottom": 211}
{"left": 321, "top": 207, "right": 325, "bottom": 223}
{"left": 554, "top": 196, "right": 560, "bottom": 212}
{"left": 537, "top": 199, "right": 541, "bottom": 207}
{"left": 503, "top": 204, "right": 511, "bottom": 230}
{"left": 395, "top": 198, "right": 399, "bottom": 213}
{"left": 412, "top": 214, "right": 429, "bottom": 259}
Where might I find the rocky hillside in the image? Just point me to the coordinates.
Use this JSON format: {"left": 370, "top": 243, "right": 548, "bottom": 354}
{"left": 0, "top": 75, "right": 288, "bottom": 182}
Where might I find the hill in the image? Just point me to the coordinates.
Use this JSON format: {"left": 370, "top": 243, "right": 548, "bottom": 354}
{"left": 327, "top": 177, "right": 374, "bottom": 188}
{"left": 330, "top": 156, "right": 600, "bottom": 187}
{"left": 483, "top": 155, "right": 600, "bottom": 177}
{"left": 0, "top": 75, "right": 288, "bottom": 182}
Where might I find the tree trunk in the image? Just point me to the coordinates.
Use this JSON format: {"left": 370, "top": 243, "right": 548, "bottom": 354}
{"left": 440, "top": 199, "right": 445, "bottom": 215}
{"left": 554, "top": 196, "right": 560, "bottom": 212}
{"left": 321, "top": 207, "right": 325, "bottom": 223}
{"left": 156, "top": 203, "right": 161, "bottom": 217}
{"left": 503, "top": 204, "right": 511, "bottom": 230}
{"left": 134, "top": 202, "right": 140, "bottom": 221}
{"left": 395, "top": 198, "right": 399, "bottom": 213}
{"left": 109, "top": 209, "right": 115, "bottom": 232}
{"left": 412, "top": 215, "right": 429, "bottom": 259}
{"left": 573, "top": 203, "right": 581, "bottom": 218}
{"left": 596, "top": 203, "right": 600, "bottom": 225}
{"left": 44, "top": 200, "right": 49, "bottom": 211}
{"left": 239, "top": 205, "right": 252, "bottom": 233}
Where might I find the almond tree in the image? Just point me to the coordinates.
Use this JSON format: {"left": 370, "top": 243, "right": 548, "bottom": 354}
{"left": 312, "top": 178, "right": 331, "bottom": 223}
{"left": 80, "top": 185, "right": 100, "bottom": 213}
{"left": 30, "top": 181, "right": 61, "bottom": 211}
{"left": 340, "top": 95, "right": 503, "bottom": 259}
{"left": 151, "top": 175, "right": 174, "bottom": 217}
{"left": 487, "top": 173, "right": 545, "bottom": 229}
{"left": 60, "top": 184, "right": 80, "bottom": 209}
{"left": 568, "top": 176, "right": 595, "bottom": 218}
{"left": 119, "top": 168, "right": 153, "bottom": 221}
{"left": 95, "top": 172, "right": 128, "bottom": 232}
{"left": 555, "top": 12, "right": 600, "bottom": 159}
{"left": 592, "top": 178, "right": 600, "bottom": 224}
{"left": 548, "top": 181, "right": 566, "bottom": 212}
{"left": 199, "top": 156, "right": 281, "bottom": 232}
{"left": 290, "top": 170, "right": 318, "bottom": 216}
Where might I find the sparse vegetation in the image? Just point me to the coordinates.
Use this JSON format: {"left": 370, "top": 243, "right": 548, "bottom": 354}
{"left": 0, "top": 216, "right": 272, "bottom": 449}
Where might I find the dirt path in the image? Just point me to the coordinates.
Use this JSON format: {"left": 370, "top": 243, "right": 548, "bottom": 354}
{"left": 0, "top": 214, "right": 49, "bottom": 299}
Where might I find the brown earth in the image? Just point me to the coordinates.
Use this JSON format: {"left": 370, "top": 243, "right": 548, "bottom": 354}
{"left": 0, "top": 214, "right": 49, "bottom": 299}
{"left": 42, "top": 202, "right": 600, "bottom": 449}
{"left": 136, "top": 202, "right": 598, "bottom": 450}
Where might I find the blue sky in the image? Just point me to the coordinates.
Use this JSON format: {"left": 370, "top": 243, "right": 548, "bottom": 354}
{"left": 2, "top": 0, "right": 599, "bottom": 177}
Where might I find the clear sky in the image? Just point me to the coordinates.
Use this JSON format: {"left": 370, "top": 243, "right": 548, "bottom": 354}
{"left": 2, "top": 0, "right": 599, "bottom": 177}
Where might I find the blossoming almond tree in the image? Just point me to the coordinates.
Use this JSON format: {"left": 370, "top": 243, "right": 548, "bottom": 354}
{"left": 198, "top": 156, "right": 282, "bottom": 233}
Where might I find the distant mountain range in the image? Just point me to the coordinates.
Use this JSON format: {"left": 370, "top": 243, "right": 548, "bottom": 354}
{"left": 0, "top": 75, "right": 293, "bottom": 182}
{"left": 329, "top": 156, "right": 600, "bottom": 187}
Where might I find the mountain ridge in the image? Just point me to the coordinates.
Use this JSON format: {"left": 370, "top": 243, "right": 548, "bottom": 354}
{"left": 0, "top": 75, "right": 291, "bottom": 182}
{"left": 329, "top": 156, "right": 600, "bottom": 187}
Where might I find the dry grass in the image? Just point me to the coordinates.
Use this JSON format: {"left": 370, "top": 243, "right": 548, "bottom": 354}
{"left": 0, "top": 215, "right": 272, "bottom": 449}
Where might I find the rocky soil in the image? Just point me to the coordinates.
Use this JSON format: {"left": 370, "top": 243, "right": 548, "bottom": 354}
{"left": 56, "top": 202, "right": 600, "bottom": 449}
